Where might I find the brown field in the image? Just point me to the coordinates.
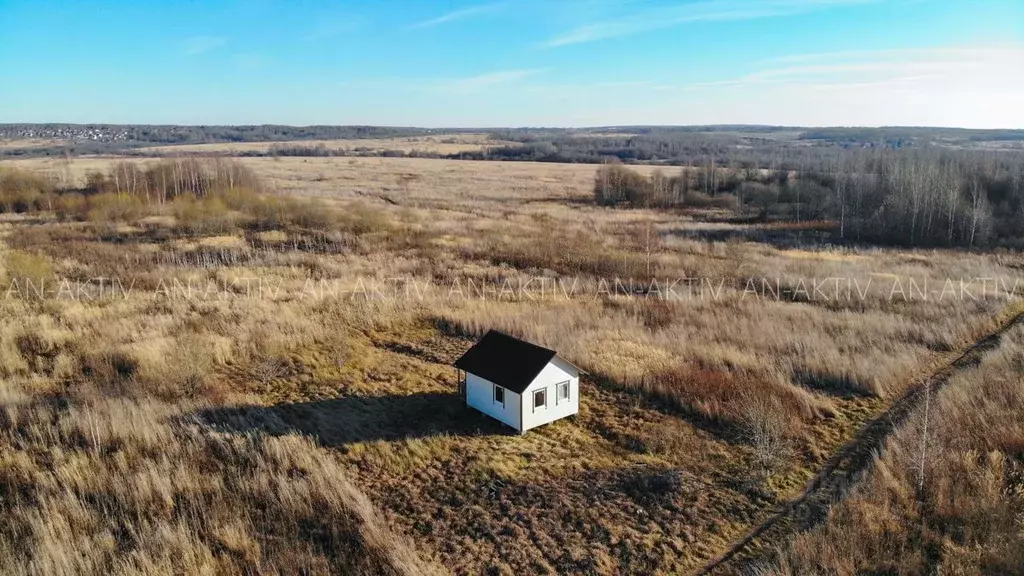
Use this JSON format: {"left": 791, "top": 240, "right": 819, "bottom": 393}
{"left": 137, "top": 133, "right": 516, "bottom": 155}
{"left": 0, "top": 137, "right": 69, "bottom": 150}
{"left": 1, "top": 154, "right": 1022, "bottom": 574}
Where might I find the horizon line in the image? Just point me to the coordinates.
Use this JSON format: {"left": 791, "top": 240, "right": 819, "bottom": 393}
{"left": 3, "top": 122, "right": 1024, "bottom": 132}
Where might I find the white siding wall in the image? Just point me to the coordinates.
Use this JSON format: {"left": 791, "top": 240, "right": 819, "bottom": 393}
{"left": 466, "top": 372, "right": 521, "bottom": 431}
{"left": 520, "top": 357, "right": 579, "bottom": 432}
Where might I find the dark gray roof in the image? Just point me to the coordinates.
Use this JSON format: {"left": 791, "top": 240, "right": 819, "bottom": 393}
{"left": 453, "top": 330, "right": 557, "bottom": 394}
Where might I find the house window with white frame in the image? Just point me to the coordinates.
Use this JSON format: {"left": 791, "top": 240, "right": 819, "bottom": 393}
{"left": 556, "top": 380, "right": 570, "bottom": 403}
{"left": 494, "top": 385, "right": 504, "bottom": 406}
{"left": 534, "top": 389, "right": 546, "bottom": 411}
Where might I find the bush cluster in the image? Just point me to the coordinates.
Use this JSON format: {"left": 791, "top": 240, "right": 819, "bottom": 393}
{"left": 1, "top": 159, "right": 348, "bottom": 235}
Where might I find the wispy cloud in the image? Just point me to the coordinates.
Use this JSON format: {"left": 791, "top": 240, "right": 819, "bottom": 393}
{"left": 343, "top": 72, "right": 668, "bottom": 97}
{"left": 682, "top": 47, "right": 1024, "bottom": 92}
{"left": 181, "top": 35, "right": 226, "bottom": 55}
{"left": 441, "top": 68, "right": 546, "bottom": 92}
{"left": 544, "top": 0, "right": 875, "bottom": 47}
{"left": 407, "top": 2, "right": 502, "bottom": 30}
{"left": 335, "top": 68, "right": 545, "bottom": 95}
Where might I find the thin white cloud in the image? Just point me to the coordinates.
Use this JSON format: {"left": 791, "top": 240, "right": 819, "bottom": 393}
{"left": 544, "top": 0, "right": 876, "bottom": 47}
{"left": 407, "top": 3, "right": 502, "bottom": 30}
{"left": 516, "top": 79, "right": 679, "bottom": 101}
{"left": 685, "top": 46, "right": 1024, "bottom": 91}
{"left": 362, "top": 69, "right": 545, "bottom": 95}
{"left": 441, "top": 68, "right": 547, "bottom": 92}
{"left": 181, "top": 36, "right": 226, "bottom": 55}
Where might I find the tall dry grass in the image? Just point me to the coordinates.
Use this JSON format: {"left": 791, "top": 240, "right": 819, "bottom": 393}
{"left": 0, "top": 221, "right": 443, "bottom": 574}
{"left": 0, "top": 386, "right": 439, "bottom": 575}
{"left": 769, "top": 324, "right": 1024, "bottom": 575}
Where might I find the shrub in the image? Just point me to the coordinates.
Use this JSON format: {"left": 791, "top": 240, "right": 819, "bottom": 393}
{"left": 172, "top": 194, "right": 237, "bottom": 236}
{"left": 246, "top": 196, "right": 338, "bottom": 232}
{"left": 53, "top": 192, "right": 86, "bottom": 221}
{"left": 217, "top": 186, "right": 262, "bottom": 212}
{"left": 248, "top": 196, "right": 288, "bottom": 230}
{"left": 285, "top": 198, "right": 337, "bottom": 231}
{"left": 79, "top": 349, "right": 140, "bottom": 391}
{"left": 0, "top": 167, "right": 53, "bottom": 213}
{"left": 3, "top": 250, "right": 56, "bottom": 296}
{"left": 338, "top": 201, "right": 391, "bottom": 235}
{"left": 738, "top": 393, "right": 794, "bottom": 481}
{"left": 86, "top": 192, "right": 149, "bottom": 224}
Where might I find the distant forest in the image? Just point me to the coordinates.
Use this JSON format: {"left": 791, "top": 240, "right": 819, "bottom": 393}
{"left": 3, "top": 124, "right": 1024, "bottom": 165}
{"left": 463, "top": 127, "right": 1024, "bottom": 168}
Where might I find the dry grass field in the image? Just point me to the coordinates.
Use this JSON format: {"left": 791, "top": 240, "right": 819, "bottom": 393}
{"left": 0, "top": 137, "right": 70, "bottom": 150}
{"left": 774, "top": 321, "right": 1024, "bottom": 574}
{"left": 137, "top": 133, "right": 516, "bottom": 155}
{"left": 1, "top": 153, "right": 1022, "bottom": 574}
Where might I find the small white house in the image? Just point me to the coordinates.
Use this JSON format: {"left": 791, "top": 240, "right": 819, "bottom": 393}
{"left": 454, "top": 330, "right": 580, "bottom": 434}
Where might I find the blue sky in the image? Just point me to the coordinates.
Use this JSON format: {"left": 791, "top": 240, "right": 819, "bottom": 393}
{"left": 1, "top": 0, "right": 1022, "bottom": 127}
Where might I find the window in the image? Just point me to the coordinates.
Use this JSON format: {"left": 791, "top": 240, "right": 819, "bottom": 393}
{"left": 494, "top": 385, "right": 504, "bottom": 406}
{"left": 534, "top": 389, "right": 546, "bottom": 411}
{"left": 556, "top": 381, "right": 570, "bottom": 403}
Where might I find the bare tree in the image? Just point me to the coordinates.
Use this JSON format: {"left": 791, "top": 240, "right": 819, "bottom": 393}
{"left": 649, "top": 169, "right": 670, "bottom": 207}
{"left": 832, "top": 156, "right": 849, "bottom": 238}
{"left": 172, "top": 156, "right": 182, "bottom": 199}
{"left": 738, "top": 394, "right": 793, "bottom": 481}
{"left": 944, "top": 161, "right": 962, "bottom": 246}
{"left": 969, "top": 173, "right": 988, "bottom": 247}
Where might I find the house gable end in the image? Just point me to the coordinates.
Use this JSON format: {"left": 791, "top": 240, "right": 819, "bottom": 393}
{"left": 524, "top": 356, "right": 579, "bottom": 392}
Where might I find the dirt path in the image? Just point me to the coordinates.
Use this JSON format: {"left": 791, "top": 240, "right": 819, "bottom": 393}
{"left": 697, "top": 309, "right": 1024, "bottom": 575}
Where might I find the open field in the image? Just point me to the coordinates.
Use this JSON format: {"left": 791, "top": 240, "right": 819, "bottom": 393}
{"left": 137, "top": 133, "right": 516, "bottom": 155}
{"left": 1, "top": 154, "right": 1022, "bottom": 574}
{"left": 7, "top": 155, "right": 671, "bottom": 210}
{"left": 0, "top": 138, "right": 69, "bottom": 150}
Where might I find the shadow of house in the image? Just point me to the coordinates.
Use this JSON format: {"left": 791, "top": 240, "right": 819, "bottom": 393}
{"left": 192, "top": 392, "right": 509, "bottom": 447}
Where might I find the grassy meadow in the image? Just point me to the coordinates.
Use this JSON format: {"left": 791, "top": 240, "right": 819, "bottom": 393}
{"left": 1, "top": 153, "right": 1022, "bottom": 574}
{"left": 136, "top": 133, "right": 515, "bottom": 155}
